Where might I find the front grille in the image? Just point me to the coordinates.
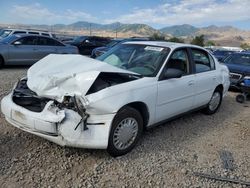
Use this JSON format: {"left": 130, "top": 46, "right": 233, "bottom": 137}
{"left": 229, "top": 73, "right": 242, "bottom": 83}
{"left": 13, "top": 79, "right": 49, "bottom": 112}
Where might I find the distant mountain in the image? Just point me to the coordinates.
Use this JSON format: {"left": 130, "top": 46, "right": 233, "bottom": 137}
{"left": 28, "top": 21, "right": 159, "bottom": 36}
{"left": 200, "top": 25, "right": 240, "bottom": 33}
{"left": 68, "top": 21, "right": 103, "bottom": 30}
{"left": 116, "top": 24, "right": 159, "bottom": 35}
{"left": 1, "top": 21, "right": 249, "bottom": 46}
{"left": 66, "top": 22, "right": 159, "bottom": 35}
{"left": 160, "top": 24, "right": 199, "bottom": 37}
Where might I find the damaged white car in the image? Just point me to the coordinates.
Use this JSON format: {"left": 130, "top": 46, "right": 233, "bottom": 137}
{"left": 1, "top": 41, "right": 230, "bottom": 156}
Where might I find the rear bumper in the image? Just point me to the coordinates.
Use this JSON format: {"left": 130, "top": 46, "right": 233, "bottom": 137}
{"left": 1, "top": 93, "right": 115, "bottom": 149}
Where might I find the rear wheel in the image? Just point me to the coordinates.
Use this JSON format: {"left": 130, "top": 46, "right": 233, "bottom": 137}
{"left": 107, "top": 107, "right": 143, "bottom": 157}
{"left": 236, "top": 94, "right": 246, "bottom": 103}
{"left": 203, "top": 89, "right": 222, "bottom": 115}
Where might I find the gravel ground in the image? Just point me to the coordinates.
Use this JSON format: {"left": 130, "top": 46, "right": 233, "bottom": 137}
{"left": 0, "top": 67, "right": 249, "bottom": 188}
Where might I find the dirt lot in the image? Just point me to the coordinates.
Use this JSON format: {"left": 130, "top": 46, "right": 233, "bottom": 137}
{"left": 0, "top": 67, "right": 249, "bottom": 188}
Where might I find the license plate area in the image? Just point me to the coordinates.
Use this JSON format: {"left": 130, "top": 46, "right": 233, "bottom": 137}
{"left": 11, "top": 110, "right": 57, "bottom": 134}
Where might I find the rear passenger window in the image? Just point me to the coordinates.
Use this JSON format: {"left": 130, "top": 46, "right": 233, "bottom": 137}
{"left": 28, "top": 32, "right": 39, "bottom": 35}
{"left": 42, "top": 33, "right": 50, "bottom": 36}
{"left": 13, "top": 31, "right": 26, "bottom": 34}
{"left": 37, "top": 37, "right": 49, "bottom": 45}
{"left": 37, "top": 37, "right": 64, "bottom": 46}
{"left": 192, "top": 49, "right": 214, "bottom": 73}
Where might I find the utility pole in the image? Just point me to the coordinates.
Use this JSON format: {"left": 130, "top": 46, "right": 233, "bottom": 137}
{"left": 115, "top": 23, "right": 118, "bottom": 38}
{"left": 89, "top": 23, "right": 92, "bottom": 36}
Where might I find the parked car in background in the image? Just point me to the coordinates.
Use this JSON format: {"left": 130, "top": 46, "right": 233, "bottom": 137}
{"left": 223, "top": 52, "right": 250, "bottom": 89}
{"left": 212, "top": 49, "right": 234, "bottom": 62}
{"left": 0, "top": 34, "right": 78, "bottom": 68}
{"left": 1, "top": 41, "right": 230, "bottom": 156}
{"left": 68, "top": 36, "right": 111, "bottom": 55}
{"left": 91, "top": 37, "right": 150, "bottom": 58}
{"left": 0, "top": 28, "right": 55, "bottom": 39}
{"left": 58, "top": 36, "right": 75, "bottom": 43}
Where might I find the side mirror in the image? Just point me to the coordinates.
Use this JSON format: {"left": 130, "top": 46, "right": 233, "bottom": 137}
{"left": 163, "top": 68, "right": 183, "bottom": 79}
{"left": 13, "top": 41, "right": 22, "bottom": 45}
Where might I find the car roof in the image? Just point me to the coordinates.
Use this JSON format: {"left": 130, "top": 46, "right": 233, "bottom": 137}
{"left": 2, "top": 28, "right": 51, "bottom": 33}
{"left": 123, "top": 41, "right": 205, "bottom": 50}
{"left": 13, "top": 34, "right": 53, "bottom": 38}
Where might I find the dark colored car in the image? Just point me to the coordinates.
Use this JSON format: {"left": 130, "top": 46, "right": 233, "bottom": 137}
{"left": 212, "top": 50, "right": 234, "bottom": 62}
{"left": 91, "top": 37, "right": 150, "bottom": 58}
{"left": 68, "top": 36, "right": 111, "bottom": 55}
{"left": 223, "top": 52, "right": 250, "bottom": 89}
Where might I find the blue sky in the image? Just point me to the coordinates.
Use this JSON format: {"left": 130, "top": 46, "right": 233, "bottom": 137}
{"left": 0, "top": 0, "right": 250, "bottom": 29}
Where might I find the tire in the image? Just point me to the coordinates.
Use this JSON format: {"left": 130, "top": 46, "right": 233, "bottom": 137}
{"left": 236, "top": 94, "right": 246, "bottom": 103}
{"left": 107, "top": 107, "right": 143, "bottom": 157}
{"left": 0, "top": 56, "right": 4, "bottom": 69}
{"left": 203, "top": 89, "right": 222, "bottom": 115}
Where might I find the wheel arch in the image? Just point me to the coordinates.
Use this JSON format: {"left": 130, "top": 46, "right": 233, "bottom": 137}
{"left": 215, "top": 84, "right": 224, "bottom": 94}
{"left": 119, "top": 101, "right": 150, "bottom": 129}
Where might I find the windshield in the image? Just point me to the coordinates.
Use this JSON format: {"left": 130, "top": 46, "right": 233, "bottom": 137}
{"left": 73, "top": 36, "right": 87, "bottom": 43}
{"left": 97, "top": 44, "right": 170, "bottom": 77}
{"left": 224, "top": 53, "right": 250, "bottom": 66}
{"left": 0, "top": 30, "right": 12, "bottom": 38}
{"left": 0, "top": 35, "right": 19, "bottom": 43}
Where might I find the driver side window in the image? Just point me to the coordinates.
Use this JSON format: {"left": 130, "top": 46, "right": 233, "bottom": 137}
{"left": 15, "top": 36, "right": 38, "bottom": 45}
{"left": 167, "top": 49, "right": 190, "bottom": 75}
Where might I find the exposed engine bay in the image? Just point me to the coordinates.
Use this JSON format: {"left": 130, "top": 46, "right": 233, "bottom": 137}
{"left": 13, "top": 72, "right": 141, "bottom": 113}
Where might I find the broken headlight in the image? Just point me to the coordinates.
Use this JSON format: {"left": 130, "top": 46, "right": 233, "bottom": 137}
{"left": 60, "top": 96, "right": 89, "bottom": 113}
{"left": 60, "top": 96, "right": 89, "bottom": 131}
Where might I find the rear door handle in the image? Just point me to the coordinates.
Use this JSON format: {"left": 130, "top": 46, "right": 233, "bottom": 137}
{"left": 188, "top": 80, "right": 194, "bottom": 86}
{"left": 213, "top": 76, "right": 217, "bottom": 80}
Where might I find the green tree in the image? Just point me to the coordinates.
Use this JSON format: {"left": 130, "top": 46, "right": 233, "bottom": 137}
{"left": 167, "top": 37, "right": 184, "bottom": 43}
{"left": 150, "top": 33, "right": 166, "bottom": 41}
{"left": 205, "top": 40, "right": 216, "bottom": 46}
{"left": 191, "top": 35, "right": 205, "bottom": 46}
{"left": 240, "top": 43, "right": 250, "bottom": 50}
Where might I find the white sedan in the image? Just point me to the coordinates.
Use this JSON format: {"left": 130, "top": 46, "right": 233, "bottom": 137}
{"left": 1, "top": 41, "right": 230, "bottom": 156}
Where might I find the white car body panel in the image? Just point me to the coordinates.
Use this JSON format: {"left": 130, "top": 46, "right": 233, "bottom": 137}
{"left": 1, "top": 42, "right": 230, "bottom": 150}
{"left": 157, "top": 74, "right": 196, "bottom": 121}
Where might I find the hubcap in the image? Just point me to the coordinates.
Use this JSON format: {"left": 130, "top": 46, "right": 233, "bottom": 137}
{"left": 209, "top": 92, "right": 221, "bottom": 111}
{"left": 113, "top": 118, "right": 139, "bottom": 150}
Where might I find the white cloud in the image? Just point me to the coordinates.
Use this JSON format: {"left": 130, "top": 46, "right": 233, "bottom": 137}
{"left": 105, "top": 0, "right": 250, "bottom": 26}
{"left": 8, "top": 3, "right": 97, "bottom": 24}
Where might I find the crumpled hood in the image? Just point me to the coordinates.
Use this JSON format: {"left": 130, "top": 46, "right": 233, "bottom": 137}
{"left": 27, "top": 54, "right": 135, "bottom": 102}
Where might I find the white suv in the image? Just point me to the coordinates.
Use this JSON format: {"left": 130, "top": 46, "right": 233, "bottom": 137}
{"left": 0, "top": 28, "right": 55, "bottom": 39}
{"left": 1, "top": 41, "right": 230, "bottom": 156}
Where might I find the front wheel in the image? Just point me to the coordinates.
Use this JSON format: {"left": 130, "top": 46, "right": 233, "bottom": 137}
{"left": 107, "top": 107, "right": 143, "bottom": 157}
{"left": 203, "top": 89, "right": 222, "bottom": 115}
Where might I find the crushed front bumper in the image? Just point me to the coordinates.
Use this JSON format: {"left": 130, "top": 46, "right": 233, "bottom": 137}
{"left": 1, "top": 92, "right": 115, "bottom": 149}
